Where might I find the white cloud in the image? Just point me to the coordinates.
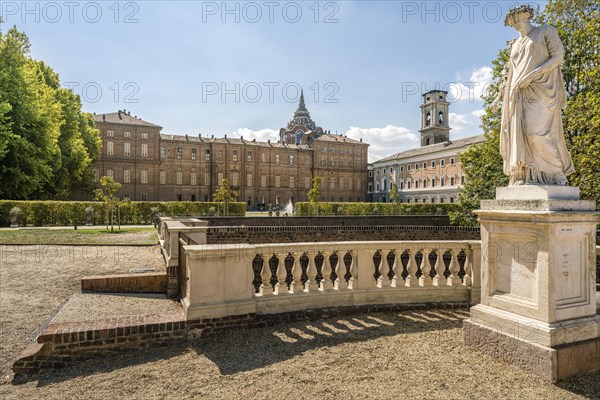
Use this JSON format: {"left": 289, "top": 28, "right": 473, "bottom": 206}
{"left": 448, "top": 66, "right": 494, "bottom": 103}
{"left": 471, "top": 109, "right": 486, "bottom": 118}
{"left": 230, "top": 127, "right": 279, "bottom": 142}
{"left": 344, "top": 124, "right": 418, "bottom": 162}
{"left": 449, "top": 113, "right": 469, "bottom": 132}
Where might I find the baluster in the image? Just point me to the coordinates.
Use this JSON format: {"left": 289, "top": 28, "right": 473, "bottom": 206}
{"left": 347, "top": 251, "right": 356, "bottom": 290}
{"left": 405, "top": 250, "right": 418, "bottom": 287}
{"left": 462, "top": 250, "right": 472, "bottom": 287}
{"left": 321, "top": 252, "right": 334, "bottom": 291}
{"left": 447, "top": 248, "right": 461, "bottom": 286}
{"left": 419, "top": 248, "right": 433, "bottom": 286}
{"left": 275, "top": 253, "right": 288, "bottom": 295}
{"left": 334, "top": 252, "right": 346, "bottom": 290}
{"left": 290, "top": 253, "right": 303, "bottom": 294}
{"left": 391, "top": 250, "right": 400, "bottom": 288}
{"left": 379, "top": 251, "right": 392, "bottom": 288}
{"left": 259, "top": 253, "right": 273, "bottom": 296}
{"left": 433, "top": 248, "right": 447, "bottom": 286}
{"left": 306, "top": 251, "right": 319, "bottom": 293}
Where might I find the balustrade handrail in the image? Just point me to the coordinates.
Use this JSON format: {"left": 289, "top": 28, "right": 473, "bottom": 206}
{"left": 207, "top": 225, "right": 480, "bottom": 233}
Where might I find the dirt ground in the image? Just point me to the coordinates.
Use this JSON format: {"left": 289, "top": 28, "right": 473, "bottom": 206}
{"left": 0, "top": 244, "right": 599, "bottom": 399}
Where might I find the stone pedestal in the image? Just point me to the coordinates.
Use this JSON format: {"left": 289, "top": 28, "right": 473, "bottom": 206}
{"left": 464, "top": 185, "right": 600, "bottom": 382}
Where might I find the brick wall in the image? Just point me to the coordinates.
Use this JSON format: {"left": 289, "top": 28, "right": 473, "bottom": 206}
{"left": 207, "top": 225, "right": 480, "bottom": 244}
{"left": 203, "top": 215, "right": 452, "bottom": 227}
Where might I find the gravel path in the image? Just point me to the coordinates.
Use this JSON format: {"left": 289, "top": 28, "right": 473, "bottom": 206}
{"left": 0, "top": 244, "right": 598, "bottom": 399}
{"left": 52, "top": 293, "right": 181, "bottom": 323}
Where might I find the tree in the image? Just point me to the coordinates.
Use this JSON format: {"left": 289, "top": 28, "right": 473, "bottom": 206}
{"left": 212, "top": 179, "right": 236, "bottom": 216}
{"left": 389, "top": 182, "right": 402, "bottom": 214}
{"left": 0, "top": 26, "right": 101, "bottom": 200}
{"left": 94, "top": 176, "right": 122, "bottom": 232}
{"left": 452, "top": 0, "right": 600, "bottom": 225}
{"left": 307, "top": 176, "right": 322, "bottom": 215}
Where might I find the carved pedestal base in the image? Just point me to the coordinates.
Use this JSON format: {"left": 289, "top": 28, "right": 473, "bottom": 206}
{"left": 464, "top": 186, "right": 600, "bottom": 382}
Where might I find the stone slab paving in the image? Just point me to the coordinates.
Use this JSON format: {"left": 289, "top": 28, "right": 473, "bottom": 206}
{"left": 52, "top": 293, "right": 181, "bottom": 324}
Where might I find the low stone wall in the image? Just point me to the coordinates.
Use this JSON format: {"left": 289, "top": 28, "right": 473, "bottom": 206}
{"left": 81, "top": 272, "right": 167, "bottom": 293}
{"left": 206, "top": 225, "right": 481, "bottom": 244}
{"left": 13, "top": 302, "right": 468, "bottom": 375}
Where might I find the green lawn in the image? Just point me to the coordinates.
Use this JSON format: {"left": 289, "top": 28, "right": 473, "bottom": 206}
{"left": 0, "top": 227, "right": 158, "bottom": 245}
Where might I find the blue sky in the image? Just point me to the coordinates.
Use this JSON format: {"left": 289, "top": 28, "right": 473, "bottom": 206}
{"left": 1, "top": 0, "right": 548, "bottom": 160}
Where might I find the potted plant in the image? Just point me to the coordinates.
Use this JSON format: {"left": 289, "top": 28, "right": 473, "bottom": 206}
{"left": 9, "top": 207, "right": 22, "bottom": 227}
{"left": 85, "top": 206, "right": 94, "bottom": 226}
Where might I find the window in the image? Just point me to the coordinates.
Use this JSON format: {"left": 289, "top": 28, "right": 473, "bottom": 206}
{"left": 246, "top": 173, "right": 253, "bottom": 187}
{"left": 275, "top": 154, "right": 280, "bottom": 164}
{"left": 141, "top": 193, "right": 147, "bottom": 201}
{"left": 338, "top": 177, "right": 344, "bottom": 190}
{"left": 423, "top": 199, "right": 427, "bottom": 203}
{"left": 368, "top": 183, "right": 373, "bottom": 192}
{"left": 423, "top": 179, "right": 427, "bottom": 188}
{"left": 450, "top": 158, "right": 455, "bottom": 165}
{"left": 106, "top": 169, "right": 113, "bottom": 178}
{"left": 415, "top": 163, "right": 419, "bottom": 170}
{"left": 330, "top": 177, "right": 336, "bottom": 190}
{"left": 461, "top": 175, "right": 465, "bottom": 185}
{"left": 124, "top": 131, "right": 130, "bottom": 138}
{"left": 106, "top": 130, "right": 114, "bottom": 137}
{"left": 232, "top": 150, "right": 238, "bottom": 162}
{"left": 376, "top": 183, "right": 380, "bottom": 192}
{"left": 431, "top": 178, "right": 436, "bottom": 188}
{"left": 217, "top": 172, "right": 224, "bottom": 184}
{"left": 261, "top": 175, "right": 267, "bottom": 188}
{"left": 191, "top": 148, "right": 197, "bottom": 160}
{"left": 400, "top": 181, "right": 404, "bottom": 189}
{"left": 141, "top": 144, "right": 148, "bottom": 157}
{"left": 289, "top": 155, "right": 294, "bottom": 165}
{"left": 218, "top": 150, "right": 224, "bottom": 161}
{"left": 124, "top": 169, "right": 131, "bottom": 183}
{"left": 141, "top": 132, "right": 148, "bottom": 140}
{"left": 383, "top": 168, "right": 386, "bottom": 174}
{"left": 124, "top": 142, "right": 131, "bottom": 156}
{"left": 368, "top": 171, "right": 373, "bottom": 177}
{"left": 93, "top": 169, "right": 99, "bottom": 182}
{"left": 176, "top": 147, "right": 182, "bottom": 160}
{"left": 431, "top": 160, "right": 436, "bottom": 168}
{"left": 247, "top": 152, "right": 253, "bottom": 162}
{"left": 275, "top": 176, "right": 280, "bottom": 188}
{"left": 321, "top": 156, "right": 326, "bottom": 167}
{"left": 160, "top": 146, "right": 166, "bottom": 158}
{"left": 232, "top": 173, "right": 239, "bottom": 186}
{"left": 305, "top": 176, "right": 310, "bottom": 189}
{"left": 450, "top": 177, "right": 455, "bottom": 186}
{"left": 415, "top": 180, "right": 419, "bottom": 189}
{"left": 349, "top": 160, "right": 354, "bottom": 168}
{"left": 141, "top": 170, "right": 148, "bottom": 184}
{"left": 123, "top": 193, "right": 130, "bottom": 199}
{"left": 330, "top": 157, "right": 335, "bottom": 167}
{"left": 107, "top": 141, "right": 114, "bottom": 155}
{"left": 160, "top": 171, "right": 166, "bottom": 185}
{"left": 191, "top": 172, "right": 197, "bottom": 185}
{"left": 289, "top": 176, "right": 295, "bottom": 188}
{"left": 305, "top": 156, "right": 310, "bottom": 166}
{"left": 261, "top": 153, "right": 266, "bottom": 163}
{"left": 400, "top": 165, "right": 404, "bottom": 172}
{"left": 450, "top": 197, "right": 454, "bottom": 203}
{"left": 407, "top": 165, "right": 411, "bottom": 171}
{"left": 205, "top": 149, "right": 211, "bottom": 161}
{"left": 176, "top": 171, "right": 182, "bottom": 185}
{"left": 407, "top": 180, "right": 411, "bottom": 189}
{"left": 348, "top": 179, "right": 353, "bottom": 190}
{"left": 204, "top": 173, "right": 210, "bottom": 185}
{"left": 357, "top": 179, "right": 361, "bottom": 191}
{"left": 441, "top": 159, "right": 445, "bottom": 167}
{"left": 423, "top": 162, "right": 427, "bottom": 169}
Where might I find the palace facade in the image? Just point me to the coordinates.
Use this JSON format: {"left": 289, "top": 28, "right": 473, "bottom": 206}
{"left": 368, "top": 90, "right": 485, "bottom": 204}
{"left": 89, "top": 93, "right": 369, "bottom": 208}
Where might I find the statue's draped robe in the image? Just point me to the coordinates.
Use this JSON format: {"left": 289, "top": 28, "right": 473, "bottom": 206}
{"left": 500, "top": 25, "right": 574, "bottom": 185}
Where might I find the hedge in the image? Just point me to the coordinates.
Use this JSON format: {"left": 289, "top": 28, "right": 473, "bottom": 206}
{"left": 295, "top": 202, "right": 458, "bottom": 216}
{"left": 0, "top": 201, "right": 246, "bottom": 227}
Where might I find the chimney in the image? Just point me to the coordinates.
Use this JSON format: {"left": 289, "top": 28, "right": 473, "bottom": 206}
{"left": 360, "top": 138, "right": 363, "bottom": 142}
{"left": 240, "top": 135, "right": 244, "bottom": 142}
{"left": 198, "top": 133, "right": 201, "bottom": 138}
{"left": 102, "top": 114, "right": 105, "bottom": 121}
{"left": 186, "top": 134, "right": 189, "bottom": 141}
{"left": 211, "top": 134, "right": 214, "bottom": 139}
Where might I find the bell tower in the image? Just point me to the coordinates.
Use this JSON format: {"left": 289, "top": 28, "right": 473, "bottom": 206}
{"left": 419, "top": 90, "right": 451, "bottom": 147}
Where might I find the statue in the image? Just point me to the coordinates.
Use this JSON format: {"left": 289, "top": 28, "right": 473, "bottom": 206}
{"left": 492, "top": 5, "right": 574, "bottom": 186}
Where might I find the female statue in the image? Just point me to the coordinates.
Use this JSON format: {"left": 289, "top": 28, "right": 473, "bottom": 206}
{"left": 492, "top": 5, "right": 574, "bottom": 186}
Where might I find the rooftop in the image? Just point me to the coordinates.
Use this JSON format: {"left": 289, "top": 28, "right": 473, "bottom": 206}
{"left": 375, "top": 134, "right": 486, "bottom": 164}
{"left": 93, "top": 110, "right": 162, "bottom": 128}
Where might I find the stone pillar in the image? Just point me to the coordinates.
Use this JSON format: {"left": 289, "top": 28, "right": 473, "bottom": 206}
{"left": 464, "top": 186, "right": 600, "bottom": 382}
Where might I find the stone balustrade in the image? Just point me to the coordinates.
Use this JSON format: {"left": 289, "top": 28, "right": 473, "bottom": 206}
{"left": 180, "top": 240, "right": 481, "bottom": 320}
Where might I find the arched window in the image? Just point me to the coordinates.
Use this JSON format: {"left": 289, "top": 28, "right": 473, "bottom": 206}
{"left": 426, "top": 113, "right": 431, "bottom": 126}
{"left": 438, "top": 112, "right": 444, "bottom": 125}
{"left": 295, "top": 130, "right": 303, "bottom": 145}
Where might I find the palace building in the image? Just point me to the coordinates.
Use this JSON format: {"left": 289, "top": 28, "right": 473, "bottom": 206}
{"left": 89, "top": 92, "right": 369, "bottom": 208}
{"left": 368, "top": 90, "right": 485, "bottom": 204}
